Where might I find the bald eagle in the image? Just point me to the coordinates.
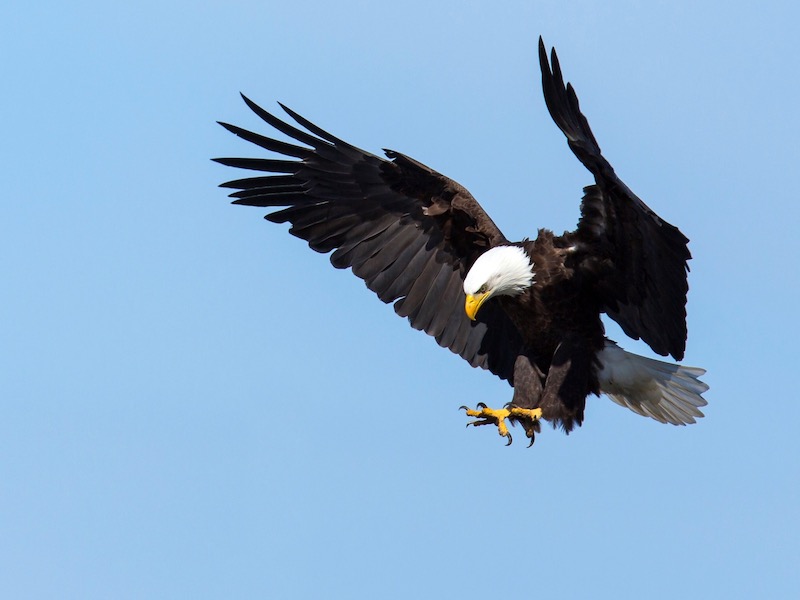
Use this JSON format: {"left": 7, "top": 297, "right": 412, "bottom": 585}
{"left": 214, "top": 38, "right": 707, "bottom": 445}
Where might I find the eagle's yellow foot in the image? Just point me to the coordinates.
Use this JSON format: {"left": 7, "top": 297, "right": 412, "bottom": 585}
{"left": 459, "top": 403, "right": 543, "bottom": 446}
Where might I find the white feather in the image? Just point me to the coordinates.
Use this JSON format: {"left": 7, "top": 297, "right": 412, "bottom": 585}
{"left": 597, "top": 340, "right": 709, "bottom": 425}
{"left": 463, "top": 246, "right": 534, "bottom": 297}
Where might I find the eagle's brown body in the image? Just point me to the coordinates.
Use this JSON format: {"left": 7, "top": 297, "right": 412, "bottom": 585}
{"left": 496, "top": 234, "right": 607, "bottom": 431}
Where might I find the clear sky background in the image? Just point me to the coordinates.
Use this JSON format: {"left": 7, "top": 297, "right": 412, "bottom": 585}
{"left": 2, "top": 1, "right": 798, "bottom": 598}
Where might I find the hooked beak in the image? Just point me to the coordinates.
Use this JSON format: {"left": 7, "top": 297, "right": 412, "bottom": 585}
{"left": 465, "top": 291, "right": 491, "bottom": 321}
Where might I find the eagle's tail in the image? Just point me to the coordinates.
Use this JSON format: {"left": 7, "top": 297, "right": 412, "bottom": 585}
{"left": 597, "top": 340, "right": 708, "bottom": 425}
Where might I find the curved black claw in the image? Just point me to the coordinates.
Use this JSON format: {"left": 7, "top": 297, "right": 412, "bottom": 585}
{"left": 477, "top": 402, "right": 487, "bottom": 410}
{"left": 458, "top": 405, "right": 469, "bottom": 412}
{"left": 505, "top": 432, "right": 513, "bottom": 447}
{"left": 527, "top": 433, "right": 536, "bottom": 448}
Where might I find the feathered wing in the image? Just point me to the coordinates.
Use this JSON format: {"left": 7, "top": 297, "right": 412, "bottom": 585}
{"left": 539, "top": 38, "right": 691, "bottom": 360}
{"left": 214, "top": 96, "right": 523, "bottom": 381}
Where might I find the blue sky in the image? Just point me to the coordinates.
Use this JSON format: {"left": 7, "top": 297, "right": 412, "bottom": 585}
{"left": 2, "top": 1, "right": 798, "bottom": 598}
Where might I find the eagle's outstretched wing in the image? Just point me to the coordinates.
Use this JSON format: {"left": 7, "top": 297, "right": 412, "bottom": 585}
{"left": 539, "top": 38, "right": 691, "bottom": 360}
{"left": 214, "top": 97, "right": 523, "bottom": 380}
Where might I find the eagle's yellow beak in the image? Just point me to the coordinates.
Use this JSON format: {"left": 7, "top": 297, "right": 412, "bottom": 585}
{"left": 465, "top": 291, "right": 491, "bottom": 321}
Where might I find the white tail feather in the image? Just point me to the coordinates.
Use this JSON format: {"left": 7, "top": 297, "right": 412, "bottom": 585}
{"left": 597, "top": 340, "right": 709, "bottom": 425}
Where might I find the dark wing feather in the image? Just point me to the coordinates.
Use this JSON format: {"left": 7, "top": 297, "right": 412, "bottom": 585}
{"left": 214, "top": 95, "right": 523, "bottom": 381}
{"left": 539, "top": 38, "right": 690, "bottom": 360}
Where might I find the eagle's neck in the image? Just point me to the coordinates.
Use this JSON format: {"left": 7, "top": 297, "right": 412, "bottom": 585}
{"left": 464, "top": 245, "right": 535, "bottom": 298}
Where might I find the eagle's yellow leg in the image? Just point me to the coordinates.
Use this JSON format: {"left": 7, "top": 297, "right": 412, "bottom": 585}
{"left": 460, "top": 403, "right": 543, "bottom": 446}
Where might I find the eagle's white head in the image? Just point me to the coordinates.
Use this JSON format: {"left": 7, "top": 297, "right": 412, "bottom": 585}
{"left": 463, "top": 245, "right": 535, "bottom": 320}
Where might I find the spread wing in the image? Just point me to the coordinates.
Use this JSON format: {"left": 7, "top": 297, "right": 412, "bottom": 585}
{"left": 539, "top": 38, "right": 691, "bottom": 360}
{"left": 214, "top": 96, "right": 524, "bottom": 381}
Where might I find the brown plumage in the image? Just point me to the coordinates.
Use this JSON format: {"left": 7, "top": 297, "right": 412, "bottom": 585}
{"left": 214, "top": 38, "right": 698, "bottom": 443}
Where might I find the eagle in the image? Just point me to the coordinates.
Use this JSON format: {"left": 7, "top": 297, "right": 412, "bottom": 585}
{"left": 214, "top": 38, "right": 708, "bottom": 446}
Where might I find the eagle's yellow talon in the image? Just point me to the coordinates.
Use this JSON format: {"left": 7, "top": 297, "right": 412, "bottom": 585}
{"left": 508, "top": 407, "right": 543, "bottom": 421}
{"left": 461, "top": 405, "right": 542, "bottom": 445}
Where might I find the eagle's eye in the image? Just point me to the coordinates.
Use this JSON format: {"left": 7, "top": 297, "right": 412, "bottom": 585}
{"left": 477, "top": 284, "right": 488, "bottom": 295}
